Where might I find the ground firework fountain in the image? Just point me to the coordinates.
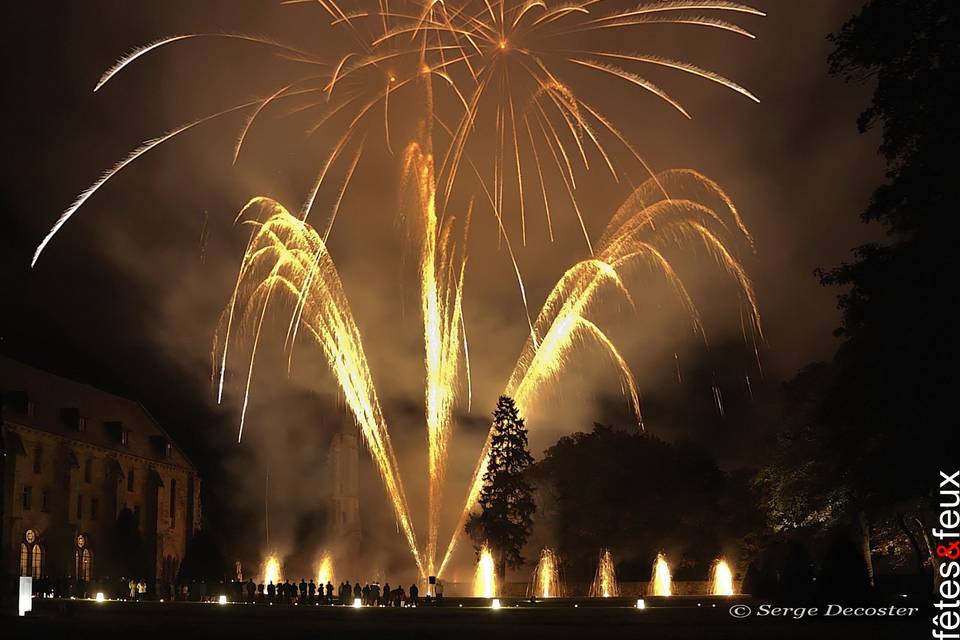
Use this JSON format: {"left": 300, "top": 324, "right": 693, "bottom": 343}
{"left": 589, "top": 549, "right": 620, "bottom": 598}
{"left": 711, "top": 559, "right": 735, "bottom": 596}
{"left": 261, "top": 554, "right": 282, "bottom": 586}
{"left": 473, "top": 544, "right": 497, "bottom": 598}
{"left": 650, "top": 553, "right": 672, "bottom": 596}
{"left": 529, "top": 548, "right": 563, "bottom": 599}
{"left": 315, "top": 553, "right": 334, "bottom": 588}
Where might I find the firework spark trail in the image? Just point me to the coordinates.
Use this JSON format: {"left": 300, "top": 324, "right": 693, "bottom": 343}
{"left": 401, "top": 132, "right": 470, "bottom": 577}
{"left": 31, "top": 99, "right": 262, "bottom": 267}
{"left": 33, "top": 2, "right": 764, "bottom": 268}
{"left": 437, "top": 169, "right": 760, "bottom": 576}
{"left": 94, "top": 33, "right": 326, "bottom": 93}
{"left": 590, "top": 549, "right": 620, "bottom": 597}
{"left": 214, "top": 198, "right": 425, "bottom": 576}
{"left": 392, "top": 0, "right": 764, "bottom": 249}
{"left": 529, "top": 548, "right": 563, "bottom": 598}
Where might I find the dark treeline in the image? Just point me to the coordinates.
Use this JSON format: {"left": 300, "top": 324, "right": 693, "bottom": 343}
{"left": 755, "top": 0, "right": 956, "bottom": 595}
{"left": 531, "top": 425, "right": 763, "bottom": 584}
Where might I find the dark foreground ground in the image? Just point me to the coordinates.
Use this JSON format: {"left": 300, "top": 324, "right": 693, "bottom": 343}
{"left": 3, "top": 596, "right": 929, "bottom": 639}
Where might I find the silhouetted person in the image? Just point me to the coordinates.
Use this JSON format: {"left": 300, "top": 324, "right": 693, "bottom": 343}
{"left": 308, "top": 580, "right": 316, "bottom": 603}
{"left": 326, "top": 581, "right": 334, "bottom": 603}
{"left": 353, "top": 581, "right": 362, "bottom": 602}
{"left": 372, "top": 583, "right": 381, "bottom": 606}
{"left": 409, "top": 583, "right": 419, "bottom": 607}
{"left": 382, "top": 583, "right": 391, "bottom": 606}
{"left": 257, "top": 582, "right": 265, "bottom": 603}
{"left": 299, "top": 579, "right": 308, "bottom": 603}
{"left": 246, "top": 579, "right": 256, "bottom": 603}
{"left": 395, "top": 585, "right": 404, "bottom": 607}
{"left": 267, "top": 581, "right": 276, "bottom": 603}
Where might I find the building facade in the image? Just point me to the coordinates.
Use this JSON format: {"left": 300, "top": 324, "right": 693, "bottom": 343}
{"left": 326, "top": 421, "right": 360, "bottom": 555}
{"left": 0, "top": 356, "right": 200, "bottom": 586}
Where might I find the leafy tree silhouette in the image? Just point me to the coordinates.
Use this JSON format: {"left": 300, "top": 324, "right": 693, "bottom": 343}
{"left": 761, "top": 0, "right": 958, "bottom": 592}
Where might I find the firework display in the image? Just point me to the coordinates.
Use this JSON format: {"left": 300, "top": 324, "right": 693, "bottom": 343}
{"left": 33, "top": 2, "right": 762, "bottom": 580}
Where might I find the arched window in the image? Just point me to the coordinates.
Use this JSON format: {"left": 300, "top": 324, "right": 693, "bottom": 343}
{"left": 31, "top": 544, "right": 43, "bottom": 579}
{"left": 75, "top": 548, "right": 93, "bottom": 582}
{"left": 20, "top": 530, "right": 40, "bottom": 577}
{"left": 75, "top": 534, "right": 93, "bottom": 581}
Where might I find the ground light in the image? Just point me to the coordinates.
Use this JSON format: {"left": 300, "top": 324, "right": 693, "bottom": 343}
{"left": 218, "top": 595, "right": 228, "bottom": 605}
{"left": 491, "top": 598, "right": 501, "bottom": 609}
{"left": 636, "top": 599, "right": 646, "bottom": 609}
{"left": 18, "top": 577, "right": 32, "bottom": 616}
{"left": 95, "top": 592, "right": 105, "bottom": 603}
{"left": 352, "top": 597, "right": 362, "bottom": 608}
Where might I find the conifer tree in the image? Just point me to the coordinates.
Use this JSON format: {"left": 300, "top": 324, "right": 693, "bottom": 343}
{"left": 465, "top": 395, "right": 536, "bottom": 578}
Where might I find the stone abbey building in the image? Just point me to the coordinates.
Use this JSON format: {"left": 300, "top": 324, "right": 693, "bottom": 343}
{"left": 0, "top": 356, "right": 200, "bottom": 586}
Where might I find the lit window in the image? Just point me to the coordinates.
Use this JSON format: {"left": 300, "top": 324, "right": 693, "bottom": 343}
{"left": 76, "top": 548, "right": 93, "bottom": 582}
{"left": 121, "top": 429, "right": 129, "bottom": 446}
{"left": 31, "top": 545, "right": 43, "bottom": 580}
{"left": 78, "top": 417, "right": 87, "bottom": 433}
{"left": 19, "top": 544, "right": 28, "bottom": 576}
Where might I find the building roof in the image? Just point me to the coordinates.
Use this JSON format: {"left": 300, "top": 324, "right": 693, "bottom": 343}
{"left": 0, "top": 355, "right": 197, "bottom": 472}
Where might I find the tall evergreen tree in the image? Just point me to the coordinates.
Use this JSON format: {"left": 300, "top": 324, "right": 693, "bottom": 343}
{"left": 465, "top": 396, "right": 536, "bottom": 578}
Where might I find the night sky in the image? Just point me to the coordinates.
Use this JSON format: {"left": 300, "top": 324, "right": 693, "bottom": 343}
{"left": 2, "top": 1, "right": 884, "bottom": 578}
